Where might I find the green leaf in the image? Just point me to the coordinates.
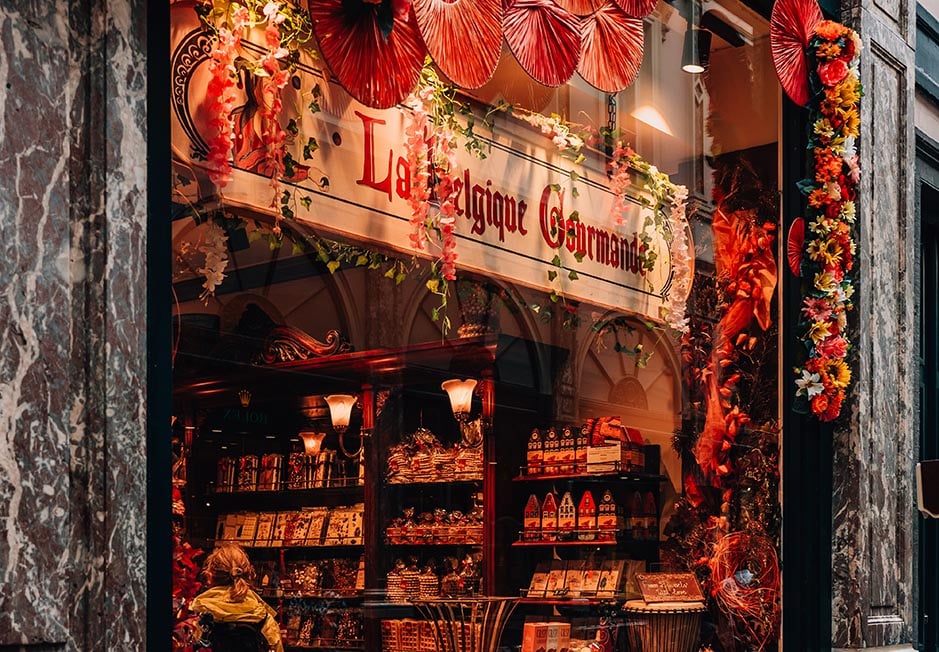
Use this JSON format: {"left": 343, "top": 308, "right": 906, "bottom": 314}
{"left": 569, "top": 210, "right": 580, "bottom": 222}
{"left": 303, "top": 137, "right": 319, "bottom": 160}
{"left": 547, "top": 270, "right": 558, "bottom": 282}
{"left": 299, "top": 195, "right": 312, "bottom": 210}
{"left": 326, "top": 260, "right": 341, "bottom": 274}
{"left": 549, "top": 183, "right": 561, "bottom": 193}
{"left": 426, "top": 278, "right": 440, "bottom": 294}
{"left": 568, "top": 270, "right": 579, "bottom": 281}
{"left": 571, "top": 187, "right": 580, "bottom": 198}
{"left": 248, "top": 230, "right": 262, "bottom": 243}
{"left": 385, "top": 267, "right": 396, "bottom": 279}
{"left": 549, "top": 291, "right": 559, "bottom": 303}
{"left": 395, "top": 272, "right": 407, "bottom": 285}
{"left": 355, "top": 254, "right": 369, "bottom": 267}
{"left": 573, "top": 251, "right": 585, "bottom": 263}
{"left": 291, "top": 242, "right": 304, "bottom": 256}
{"left": 569, "top": 170, "right": 580, "bottom": 182}
{"left": 286, "top": 119, "right": 299, "bottom": 136}
{"left": 551, "top": 254, "right": 562, "bottom": 267}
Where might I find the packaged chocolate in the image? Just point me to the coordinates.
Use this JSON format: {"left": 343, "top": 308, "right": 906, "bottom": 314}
{"left": 557, "top": 491, "right": 576, "bottom": 540}
{"left": 545, "top": 560, "right": 568, "bottom": 596}
{"left": 575, "top": 425, "right": 590, "bottom": 472}
{"left": 527, "top": 561, "right": 550, "bottom": 597}
{"left": 543, "top": 427, "right": 560, "bottom": 475}
{"left": 216, "top": 456, "right": 236, "bottom": 492}
{"left": 258, "top": 454, "right": 283, "bottom": 491}
{"left": 523, "top": 494, "right": 542, "bottom": 541}
{"left": 236, "top": 455, "right": 259, "bottom": 492}
{"left": 597, "top": 490, "right": 621, "bottom": 541}
{"left": 559, "top": 426, "right": 576, "bottom": 474}
{"left": 254, "top": 512, "right": 275, "bottom": 547}
{"left": 526, "top": 428, "right": 544, "bottom": 475}
{"left": 577, "top": 490, "right": 597, "bottom": 540}
{"left": 541, "top": 492, "right": 558, "bottom": 541}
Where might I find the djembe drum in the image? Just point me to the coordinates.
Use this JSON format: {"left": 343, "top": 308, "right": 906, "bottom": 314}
{"left": 622, "top": 600, "right": 706, "bottom": 652}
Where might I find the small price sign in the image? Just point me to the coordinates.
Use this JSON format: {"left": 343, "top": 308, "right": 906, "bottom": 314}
{"left": 636, "top": 573, "right": 705, "bottom": 603}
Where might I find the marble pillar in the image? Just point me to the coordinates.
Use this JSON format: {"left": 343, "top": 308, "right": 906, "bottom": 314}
{"left": 0, "top": 0, "right": 148, "bottom": 650}
{"left": 833, "top": 0, "right": 919, "bottom": 646}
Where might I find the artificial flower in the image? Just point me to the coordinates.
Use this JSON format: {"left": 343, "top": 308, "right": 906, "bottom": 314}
{"left": 816, "top": 335, "right": 848, "bottom": 358}
{"left": 796, "top": 370, "right": 824, "bottom": 397}
{"left": 808, "top": 320, "right": 832, "bottom": 344}
{"left": 815, "top": 20, "right": 845, "bottom": 42}
{"left": 818, "top": 59, "right": 849, "bottom": 86}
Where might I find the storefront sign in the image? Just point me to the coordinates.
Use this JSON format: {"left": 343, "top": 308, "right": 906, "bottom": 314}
{"left": 170, "top": 8, "right": 689, "bottom": 320}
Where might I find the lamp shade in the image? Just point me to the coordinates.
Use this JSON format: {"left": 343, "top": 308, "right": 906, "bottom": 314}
{"left": 442, "top": 378, "right": 477, "bottom": 418}
{"left": 324, "top": 394, "right": 356, "bottom": 430}
{"left": 682, "top": 27, "right": 711, "bottom": 73}
{"left": 299, "top": 431, "right": 326, "bottom": 456}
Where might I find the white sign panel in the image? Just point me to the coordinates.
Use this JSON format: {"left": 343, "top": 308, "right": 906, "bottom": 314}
{"left": 170, "top": 6, "right": 687, "bottom": 320}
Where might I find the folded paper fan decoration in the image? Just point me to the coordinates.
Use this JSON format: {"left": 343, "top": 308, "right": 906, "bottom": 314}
{"left": 787, "top": 217, "right": 804, "bottom": 277}
{"left": 612, "top": 0, "right": 659, "bottom": 18}
{"left": 503, "top": 0, "right": 583, "bottom": 87}
{"left": 553, "top": 0, "right": 607, "bottom": 16}
{"left": 310, "top": 0, "right": 427, "bottom": 109}
{"left": 577, "top": 3, "right": 644, "bottom": 92}
{"left": 412, "top": 0, "right": 503, "bottom": 89}
{"left": 769, "top": 0, "right": 823, "bottom": 107}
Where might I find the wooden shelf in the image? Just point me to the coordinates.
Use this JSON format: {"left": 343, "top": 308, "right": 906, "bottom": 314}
{"left": 263, "top": 592, "right": 364, "bottom": 600}
{"left": 513, "top": 469, "right": 664, "bottom": 482}
{"left": 204, "top": 485, "right": 365, "bottom": 510}
{"left": 518, "top": 597, "right": 622, "bottom": 606}
{"left": 512, "top": 539, "right": 620, "bottom": 547}
{"left": 384, "top": 541, "right": 484, "bottom": 547}
{"left": 286, "top": 641, "right": 365, "bottom": 651}
{"left": 385, "top": 477, "right": 483, "bottom": 486}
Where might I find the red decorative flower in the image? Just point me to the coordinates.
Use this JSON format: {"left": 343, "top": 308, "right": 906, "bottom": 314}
{"left": 818, "top": 59, "right": 848, "bottom": 86}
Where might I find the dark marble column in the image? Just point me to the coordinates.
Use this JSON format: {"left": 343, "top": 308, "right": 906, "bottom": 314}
{"left": 0, "top": 0, "right": 148, "bottom": 650}
{"left": 832, "top": 0, "right": 918, "bottom": 647}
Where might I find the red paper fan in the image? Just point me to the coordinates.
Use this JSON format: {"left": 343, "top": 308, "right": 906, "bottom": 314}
{"left": 554, "top": 0, "right": 607, "bottom": 16}
{"left": 612, "top": 0, "right": 659, "bottom": 19}
{"left": 503, "top": 0, "right": 583, "bottom": 88}
{"left": 770, "top": 0, "right": 823, "bottom": 107}
{"left": 577, "top": 3, "right": 644, "bottom": 92}
{"left": 412, "top": 0, "right": 503, "bottom": 89}
{"left": 787, "top": 217, "right": 804, "bottom": 277}
{"left": 310, "top": 0, "right": 427, "bottom": 109}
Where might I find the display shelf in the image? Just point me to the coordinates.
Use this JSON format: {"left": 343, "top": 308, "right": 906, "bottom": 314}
{"left": 511, "top": 539, "right": 620, "bottom": 547}
{"left": 285, "top": 641, "right": 364, "bottom": 651}
{"left": 385, "top": 477, "right": 483, "bottom": 485}
{"left": 383, "top": 541, "right": 484, "bottom": 547}
{"left": 513, "top": 466, "right": 663, "bottom": 482}
{"left": 517, "top": 596, "right": 622, "bottom": 606}
{"left": 204, "top": 484, "right": 365, "bottom": 509}
{"left": 262, "top": 591, "right": 365, "bottom": 600}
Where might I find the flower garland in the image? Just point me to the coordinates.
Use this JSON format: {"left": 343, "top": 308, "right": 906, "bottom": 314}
{"left": 607, "top": 141, "right": 692, "bottom": 332}
{"left": 197, "top": 220, "right": 230, "bottom": 301}
{"left": 204, "top": 8, "right": 248, "bottom": 187}
{"left": 794, "top": 20, "right": 860, "bottom": 422}
{"left": 198, "top": 0, "right": 314, "bottom": 215}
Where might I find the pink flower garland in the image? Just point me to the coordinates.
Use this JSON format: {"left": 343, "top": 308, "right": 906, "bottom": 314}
{"left": 433, "top": 136, "right": 460, "bottom": 281}
{"left": 258, "top": 2, "right": 291, "bottom": 233}
{"left": 608, "top": 142, "right": 635, "bottom": 226}
{"left": 664, "top": 184, "right": 691, "bottom": 332}
{"left": 205, "top": 8, "right": 248, "bottom": 188}
{"left": 403, "top": 89, "right": 432, "bottom": 250}
{"left": 402, "top": 89, "right": 460, "bottom": 281}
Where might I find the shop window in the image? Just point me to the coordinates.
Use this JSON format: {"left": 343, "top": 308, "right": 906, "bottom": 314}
{"left": 170, "top": 1, "right": 782, "bottom": 650}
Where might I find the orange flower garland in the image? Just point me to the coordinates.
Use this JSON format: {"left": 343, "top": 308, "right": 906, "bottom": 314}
{"left": 794, "top": 20, "right": 860, "bottom": 421}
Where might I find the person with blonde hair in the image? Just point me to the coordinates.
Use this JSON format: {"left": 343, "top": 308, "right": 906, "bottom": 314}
{"left": 190, "top": 543, "right": 283, "bottom": 652}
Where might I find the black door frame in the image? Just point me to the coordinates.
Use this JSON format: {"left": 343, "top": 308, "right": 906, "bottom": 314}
{"left": 916, "top": 128, "right": 939, "bottom": 652}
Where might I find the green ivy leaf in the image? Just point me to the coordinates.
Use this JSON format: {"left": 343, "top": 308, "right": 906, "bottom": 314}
{"left": 303, "top": 137, "right": 319, "bottom": 160}
{"left": 326, "top": 260, "right": 341, "bottom": 274}
{"left": 568, "top": 270, "right": 579, "bottom": 281}
{"left": 308, "top": 85, "right": 322, "bottom": 113}
{"left": 569, "top": 170, "right": 580, "bottom": 182}
{"left": 573, "top": 251, "right": 585, "bottom": 263}
{"left": 291, "top": 242, "right": 304, "bottom": 256}
{"left": 286, "top": 119, "right": 299, "bottom": 136}
{"left": 571, "top": 187, "right": 580, "bottom": 198}
{"left": 395, "top": 272, "right": 407, "bottom": 285}
{"left": 426, "top": 278, "right": 440, "bottom": 293}
{"left": 355, "top": 254, "right": 369, "bottom": 267}
{"left": 549, "top": 183, "right": 562, "bottom": 193}
{"left": 547, "top": 270, "right": 558, "bottom": 282}
{"left": 248, "top": 230, "right": 262, "bottom": 243}
{"left": 549, "top": 291, "right": 559, "bottom": 303}
{"left": 551, "top": 254, "right": 562, "bottom": 267}
{"left": 299, "top": 195, "right": 312, "bottom": 210}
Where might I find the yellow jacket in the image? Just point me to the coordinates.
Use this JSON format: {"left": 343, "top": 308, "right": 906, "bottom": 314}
{"left": 189, "top": 586, "right": 284, "bottom": 652}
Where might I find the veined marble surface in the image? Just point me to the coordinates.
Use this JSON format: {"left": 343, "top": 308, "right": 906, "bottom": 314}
{"left": 0, "top": 0, "right": 148, "bottom": 649}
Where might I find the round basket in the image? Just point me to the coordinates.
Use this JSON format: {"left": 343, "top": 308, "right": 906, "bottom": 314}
{"left": 622, "top": 600, "right": 706, "bottom": 652}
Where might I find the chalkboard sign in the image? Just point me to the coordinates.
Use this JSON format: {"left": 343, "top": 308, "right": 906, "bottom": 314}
{"left": 636, "top": 573, "right": 705, "bottom": 603}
